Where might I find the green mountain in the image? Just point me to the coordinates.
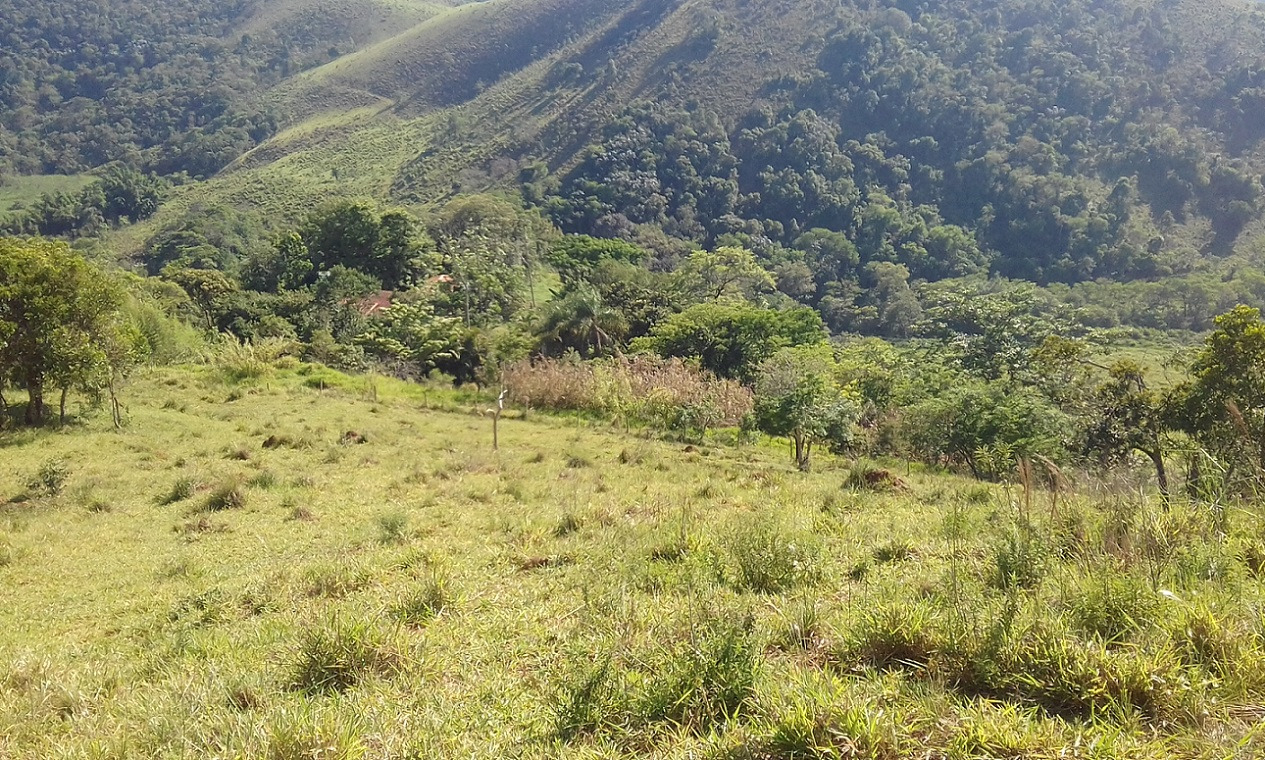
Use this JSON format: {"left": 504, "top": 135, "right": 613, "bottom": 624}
{"left": 6, "top": 0, "right": 1265, "bottom": 287}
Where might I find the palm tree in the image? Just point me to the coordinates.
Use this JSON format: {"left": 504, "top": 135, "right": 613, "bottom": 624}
{"left": 537, "top": 286, "right": 628, "bottom": 359}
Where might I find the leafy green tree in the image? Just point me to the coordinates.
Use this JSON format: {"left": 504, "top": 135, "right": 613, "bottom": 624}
{"left": 673, "top": 246, "right": 774, "bottom": 302}
{"left": 165, "top": 267, "right": 239, "bottom": 330}
{"left": 753, "top": 345, "right": 860, "bottom": 471}
{"left": 902, "top": 381, "right": 1069, "bottom": 479}
{"left": 536, "top": 286, "right": 628, "bottom": 359}
{"left": 356, "top": 299, "right": 463, "bottom": 377}
{"left": 0, "top": 238, "right": 125, "bottom": 425}
{"left": 547, "top": 235, "right": 648, "bottom": 285}
{"left": 440, "top": 233, "right": 527, "bottom": 327}
{"left": 275, "top": 232, "right": 314, "bottom": 291}
{"left": 634, "top": 302, "right": 826, "bottom": 382}
{"left": 1173, "top": 305, "right": 1265, "bottom": 475}
{"left": 97, "top": 165, "right": 164, "bottom": 223}
{"left": 1083, "top": 361, "right": 1171, "bottom": 500}
{"left": 919, "top": 286, "right": 1068, "bottom": 381}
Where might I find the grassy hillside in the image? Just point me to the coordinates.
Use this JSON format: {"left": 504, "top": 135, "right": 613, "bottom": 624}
{"left": 3, "top": 361, "right": 1265, "bottom": 758}
{"left": 0, "top": 175, "right": 93, "bottom": 214}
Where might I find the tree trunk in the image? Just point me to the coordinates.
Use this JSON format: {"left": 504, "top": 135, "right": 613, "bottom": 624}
{"left": 59, "top": 387, "right": 68, "bottom": 425}
{"left": 25, "top": 375, "right": 45, "bottom": 426}
{"left": 1144, "top": 446, "right": 1169, "bottom": 505}
{"left": 109, "top": 378, "right": 122, "bottom": 430}
{"left": 794, "top": 434, "right": 811, "bottom": 471}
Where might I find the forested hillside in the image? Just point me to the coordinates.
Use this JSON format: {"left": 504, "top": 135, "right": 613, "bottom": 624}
{"left": 5, "top": 0, "right": 1265, "bottom": 301}
{"left": 0, "top": 0, "right": 453, "bottom": 178}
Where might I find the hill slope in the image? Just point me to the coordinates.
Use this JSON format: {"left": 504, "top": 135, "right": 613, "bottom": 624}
{"left": 3, "top": 363, "right": 1265, "bottom": 757}
{"left": 111, "top": 0, "right": 1265, "bottom": 285}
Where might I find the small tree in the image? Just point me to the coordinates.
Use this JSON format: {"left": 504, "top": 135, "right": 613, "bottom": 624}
{"left": 753, "top": 346, "right": 859, "bottom": 471}
{"left": 1083, "top": 361, "right": 1171, "bottom": 501}
{"left": 356, "top": 298, "right": 463, "bottom": 377}
{"left": 0, "top": 238, "right": 125, "bottom": 425}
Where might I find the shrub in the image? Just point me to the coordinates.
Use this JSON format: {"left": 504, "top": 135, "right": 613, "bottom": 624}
{"left": 289, "top": 615, "right": 403, "bottom": 694}
{"left": 28, "top": 458, "right": 69, "bottom": 497}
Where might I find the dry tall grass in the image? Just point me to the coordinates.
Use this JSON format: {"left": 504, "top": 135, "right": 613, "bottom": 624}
{"left": 503, "top": 356, "right": 753, "bottom": 434}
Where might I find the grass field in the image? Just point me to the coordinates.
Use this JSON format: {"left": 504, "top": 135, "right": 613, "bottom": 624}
{"left": 3, "top": 359, "right": 1265, "bottom": 758}
{"left": 0, "top": 175, "right": 94, "bottom": 214}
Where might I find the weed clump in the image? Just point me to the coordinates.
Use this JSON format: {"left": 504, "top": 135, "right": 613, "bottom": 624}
{"left": 375, "top": 509, "right": 409, "bottom": 544}
{"left": 844, "top": 462, "right": 907, "bottom": 492}
{"left": 638, "top": 610, "right": 760, "bottom": 731}
{"left": 551, "top": 609, "right": 759, "bottom": 740}
{"left": 247, "top": 470, "right": 278, "bottom": 490}
{"left": 303, "top": 561, "right": 370, "bottom": 598}
{"left": 725, "top": 518, "right": 823, "bottom": 593}
{"left": 1064, "top": 572, "right": 1156, "bottom": 644}
{"left": 265, "top": 705, "right": 366, "bottom": 760}
{"left": 843, "top": 602, "right": 937, "bottom": 671}
{"left": 992, "top": 525, "right": 1047, "bottom": 590}
{"left": 554, "top": 511, "right": 583, "bottom": 538}
{"left": 289, "top": 615, "right": 403, "bottom": 694}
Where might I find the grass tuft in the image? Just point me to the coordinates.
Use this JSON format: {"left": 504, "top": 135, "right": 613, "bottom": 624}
{"left": 160, "top": 477, "right": 197, "bottom": 505}
{"left": 289, "top": 615, "right": 403, "bottom": 694}
{"left": 391, "top": 574, "right": 450, "bottom": 627}
{"left": 375, "top": 509, "right": 410, "bottom": 544}
{"left": 203, "top": 479, "right": 247, "bottom": 512}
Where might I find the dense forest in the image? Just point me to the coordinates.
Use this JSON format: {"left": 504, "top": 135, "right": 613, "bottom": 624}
{"left": 535, "top": 0, "right": 1265, "bottom": 294}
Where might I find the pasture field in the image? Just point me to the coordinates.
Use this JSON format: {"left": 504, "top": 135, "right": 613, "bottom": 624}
{"left": 2, "top": 360, "right": 1265, "bottom": 758}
